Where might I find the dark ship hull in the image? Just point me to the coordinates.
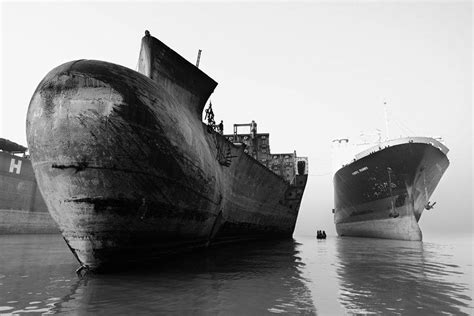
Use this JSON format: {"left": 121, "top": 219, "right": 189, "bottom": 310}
{"left": 26, "top": 33, "right": 307, "bottom": 271}
{"left": 333, "top": 137, "right": 449, "bottom": 241}
{"left": 0, "top": 140, "right": 58, "bottom": 234}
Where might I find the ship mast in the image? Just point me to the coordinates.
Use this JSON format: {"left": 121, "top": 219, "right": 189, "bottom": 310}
{"left": 196, "top": 49, "right": 202, "bottom": 68}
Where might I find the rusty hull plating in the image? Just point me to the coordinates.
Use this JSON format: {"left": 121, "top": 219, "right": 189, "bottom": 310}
{"left": 26, "top": 33, "right": 308, "bottom": 271}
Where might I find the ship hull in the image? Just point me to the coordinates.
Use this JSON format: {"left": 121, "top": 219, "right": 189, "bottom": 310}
{"left": 27, "top": 38, "right": 307, "bottom": 271}
{"left": 334, "top": 139, "right": 449, "bottom": 241}
{"left": 336, "top": 208, "right": 422, "bottom": 241}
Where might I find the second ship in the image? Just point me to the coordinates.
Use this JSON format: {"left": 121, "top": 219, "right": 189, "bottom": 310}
{"left": 26, "top": 31, "right": 308, "bottom": 271}
{"left": 0, "top": 138, "right": 57, "bottom": 234}
{"left": 333, "top": 136, "right": 449, "bottom": 241}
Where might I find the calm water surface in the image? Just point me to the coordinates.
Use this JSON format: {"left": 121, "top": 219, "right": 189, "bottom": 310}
{"left": 0, "top": 234, "right": 472, "bottom": 315}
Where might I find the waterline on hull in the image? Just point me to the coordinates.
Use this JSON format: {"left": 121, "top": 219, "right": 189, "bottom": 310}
{"left": 336, "top": 214, "right": 422, "bottom": 241}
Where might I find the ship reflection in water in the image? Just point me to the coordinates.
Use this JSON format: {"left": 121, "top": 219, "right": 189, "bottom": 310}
{"left": 335, "top": 237, "right": 472, "bottom": 315}
{"left": 0, "top": 235, "right": 472, "bottom": 314}
{"left": 0, "top": 235, "right": 316, "bottom": 315}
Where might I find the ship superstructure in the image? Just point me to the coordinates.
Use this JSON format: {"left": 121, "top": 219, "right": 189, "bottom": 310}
{"left": 224, "top": 121, "right": 308, "bottom": 185}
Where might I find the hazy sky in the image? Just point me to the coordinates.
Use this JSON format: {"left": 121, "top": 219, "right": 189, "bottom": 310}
{"left": 1, "top": 1, "right": 472, "bottom": 239}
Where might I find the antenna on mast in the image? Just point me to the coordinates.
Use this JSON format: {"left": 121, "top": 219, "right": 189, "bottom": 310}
{"left": 384, "top": 101, "right": 390, "bottom": 141}
{"left": 196, "top": 49, "right": 202, "bottom": 68}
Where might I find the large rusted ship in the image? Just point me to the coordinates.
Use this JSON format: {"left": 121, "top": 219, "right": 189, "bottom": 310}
{"left": 333, "top": 137, "right": 449, "bottom": 241}
{"left": 26, "top": 32, "right": 308, "bottom": 271}
{"left": 0, "top": 138, "right": 58, "bottom": 233}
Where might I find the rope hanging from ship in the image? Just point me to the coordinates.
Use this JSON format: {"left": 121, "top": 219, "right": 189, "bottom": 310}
{"left": 214, "top": 135, "right": 234, "bottom": 167}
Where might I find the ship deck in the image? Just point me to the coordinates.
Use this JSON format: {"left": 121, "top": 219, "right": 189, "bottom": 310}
{"left": 352, "top": 137, "right": 449, "bottom": 164}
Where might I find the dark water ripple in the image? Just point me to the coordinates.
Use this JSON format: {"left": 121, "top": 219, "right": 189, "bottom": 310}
{"left": 0, "top": 234, "right": 472, "bottom": 315}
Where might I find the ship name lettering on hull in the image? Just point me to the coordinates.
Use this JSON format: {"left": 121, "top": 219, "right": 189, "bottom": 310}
{"left": 352, "top": 166, "right": 368, "bottom": 175}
